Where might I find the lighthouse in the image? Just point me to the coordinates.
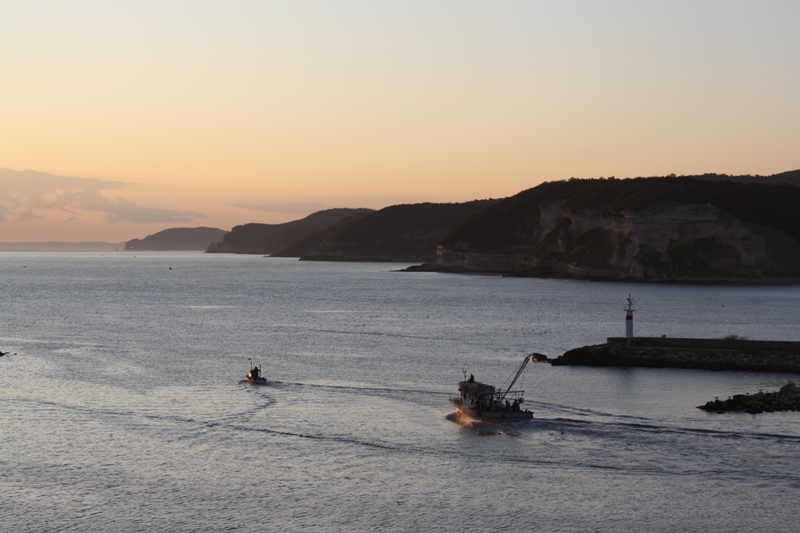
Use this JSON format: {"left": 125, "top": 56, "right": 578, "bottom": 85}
{"left": 625, "top": 294, "right": 636, "bottom": 340}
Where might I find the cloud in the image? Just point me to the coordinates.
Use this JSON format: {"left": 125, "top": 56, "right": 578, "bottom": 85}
{"left": 103, "top": 197, "right": 206, "bottom": 224}
{"left": 0, "top": 168, "right": 127, "bottom": 194}
{"left": 16, "top": 208, "right": 44, "bottom": 222}
{"left": 0, "top": 167, "right": 207, "bottom": 224}
{"left": 233, "top": 202, "right": 326, "bottom": 214}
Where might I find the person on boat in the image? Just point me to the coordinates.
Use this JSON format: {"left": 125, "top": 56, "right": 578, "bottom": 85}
{"left": 250, "top": 366, "right": 260, "bottom": 379}
{"left": 468, "top": 374, "right": 475, "bottom": 383}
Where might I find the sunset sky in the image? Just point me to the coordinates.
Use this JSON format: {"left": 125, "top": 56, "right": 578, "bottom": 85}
{"left": 2, "top": 1, "right": 799, "bottom": 242}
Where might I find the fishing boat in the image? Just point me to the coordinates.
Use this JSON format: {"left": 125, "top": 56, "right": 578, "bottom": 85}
{"left": 245, "top": 362, "right": 268, "bottom": 385}
{"left": 450, "top": 354, "right": 540, "bottom": 421}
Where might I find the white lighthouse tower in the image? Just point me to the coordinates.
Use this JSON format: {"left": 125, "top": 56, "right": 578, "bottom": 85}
{"left": 625, "top": 294, "right": 636, "bottom": 340}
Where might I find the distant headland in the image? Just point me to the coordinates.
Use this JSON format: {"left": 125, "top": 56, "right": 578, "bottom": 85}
{"left": 125, "top": 227, "right": 227, "bottom": 251}
{"left": 44, "top": 170, "right": 799, "bottom": 285}
{"left": 205, "top": 202, "right": 499, "bottom": 262}
{"left": 202, "top": 170, "right": 800, "bottom": 283}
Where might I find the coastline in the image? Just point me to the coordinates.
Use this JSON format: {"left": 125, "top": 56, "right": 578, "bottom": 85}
{"left": 402, "top": 262, "right": 800, "bottom": 285}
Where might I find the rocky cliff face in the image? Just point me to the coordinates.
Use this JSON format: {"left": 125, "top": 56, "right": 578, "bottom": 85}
{"left": 517, "top": 202, "right": 775, "bottom": 279}
{"left": 437, "top": 177, "right": 800, "bottom": 281}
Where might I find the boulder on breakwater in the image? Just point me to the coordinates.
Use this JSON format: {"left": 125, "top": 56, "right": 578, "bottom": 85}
{"left": 551, "top": 337, "right": 800, "bottom": 373}
{"left": 698, "top": 383, "right": 800, "bottom": 414}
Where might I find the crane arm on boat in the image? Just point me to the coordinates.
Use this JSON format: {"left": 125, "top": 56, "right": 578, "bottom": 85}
{"left": 498, "top": 353, "right": 535, "bottom": 403}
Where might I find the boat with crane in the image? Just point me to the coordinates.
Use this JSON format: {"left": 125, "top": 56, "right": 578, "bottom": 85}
{"left": 449, "top": 354, "right": 542, "bottom": 421}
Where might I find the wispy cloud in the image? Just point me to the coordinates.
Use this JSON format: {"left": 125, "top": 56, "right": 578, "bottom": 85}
{"left": 104, "top": 198, "right": 206, "bottom": 224}
{"left": 233, "top": 202, "right": 326, "bottom": 214}
{"left": 0, "top": 168, "right": 207, "bottom": 224}
{"left": 16, "top": 208, "right": 44, "bottom": 222}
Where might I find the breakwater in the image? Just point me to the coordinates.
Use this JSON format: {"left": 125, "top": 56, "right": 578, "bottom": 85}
{"left": 551, "top": 337, "right": 800, "bottom": 373}
{"left": 698, "top": 383, "right": 800, "bottom": 413}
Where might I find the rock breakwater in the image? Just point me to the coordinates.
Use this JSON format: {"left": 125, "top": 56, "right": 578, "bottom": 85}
{"left": 698, "top": 383, "right": 800, "bottom": 414}
{"left": 551, "top": 337, "right": 800, "bottom": 373}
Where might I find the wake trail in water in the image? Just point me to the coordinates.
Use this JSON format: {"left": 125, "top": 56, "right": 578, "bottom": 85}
{"left": 277, "top": 380, "right": 452, "bottom": 397}
{"left": 543, "top": 416, "right": 800, "bottom": 443}
{"left": 13, "top": 390, "right": 800, "bottom": 486}
{"left": 525, "top": 399, "right": 644, "bottom": 420}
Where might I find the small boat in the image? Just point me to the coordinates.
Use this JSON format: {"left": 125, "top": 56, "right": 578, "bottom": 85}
{"left": 450, "top": 354, "right": 540, "bottom": 422}
{"left": 245, "top": 363, "right": 268, "bottom": 385}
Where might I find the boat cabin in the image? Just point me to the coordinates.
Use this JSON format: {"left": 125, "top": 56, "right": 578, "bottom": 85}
{"left": 456, "top": 380, "right": 526, "bottom": 413}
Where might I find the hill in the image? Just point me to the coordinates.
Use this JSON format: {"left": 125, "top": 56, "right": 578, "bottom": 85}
{"left": 125, "top": 227, "right": 227, "bottom": 251}
{"left": 205, "top": 208, "right": 373, "bottom": 254}
{"left": 277, "top": 200, "right": 500, "bottom": 262}
{"left": 694, "top": 169, "right": 800, "bottom": 187}
{"left": 434, "top": 175, "right": 800, "bottom": 281}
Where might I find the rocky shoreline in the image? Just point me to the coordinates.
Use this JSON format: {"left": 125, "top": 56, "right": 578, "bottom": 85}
{"left": 698, "top": 383, "right": 800, "bottom": 414}
{"left": 551, "top": 337, "right": 800, "bottom": 373}
{"left": 403, "top": 262, "right": 800, "bottom": 284}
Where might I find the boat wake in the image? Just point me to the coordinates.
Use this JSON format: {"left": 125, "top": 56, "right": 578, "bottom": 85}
{"left": 445, "top": 410, "right": 523, "bottom": 436}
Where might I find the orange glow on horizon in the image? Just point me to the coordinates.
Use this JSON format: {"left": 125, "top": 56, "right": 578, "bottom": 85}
{"left": 1, "top": 2, "right": 798, "bottom": 242}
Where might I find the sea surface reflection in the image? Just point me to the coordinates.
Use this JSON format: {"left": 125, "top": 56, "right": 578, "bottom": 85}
{"left": 1, "top": 252, "right": 799, "bottom": 532}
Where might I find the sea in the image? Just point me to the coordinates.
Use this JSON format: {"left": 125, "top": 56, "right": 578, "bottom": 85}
{"left": 1, "top": 252, "right": 799, "bottom": 532}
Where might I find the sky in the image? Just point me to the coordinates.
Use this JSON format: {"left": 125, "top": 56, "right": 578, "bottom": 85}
{"left": 1, "top": 1, "right": 799, "bottom": 242}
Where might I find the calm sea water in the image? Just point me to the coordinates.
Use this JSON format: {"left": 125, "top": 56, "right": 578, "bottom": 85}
{"left": 1, "top": 252, "right": 799, "bottom": 532}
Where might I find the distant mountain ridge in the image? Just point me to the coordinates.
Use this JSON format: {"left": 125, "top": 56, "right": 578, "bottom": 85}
{"left": 277, "top": 200, "right": 501, "bottom": 262}
{"left": 125, "top": 227, "right": 227, "bottom": 251}
{"left": 118, "top": 168, "right": 800, "bottom": 282}
{"left": 204, "top": 201, "right": 499, "bottom": 262}
{"left": 206, "top": 208, "right": 374, "bottom": 254}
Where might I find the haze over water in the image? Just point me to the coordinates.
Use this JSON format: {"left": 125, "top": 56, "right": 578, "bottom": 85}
{"left": 2, "top": 252, "right": 799, "bottom": 532}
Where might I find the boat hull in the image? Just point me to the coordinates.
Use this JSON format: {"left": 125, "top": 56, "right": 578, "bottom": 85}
{"left": 450, "top": 400, "right": 533, "bottom": 421}
{"left": 245, "top": 377, "right": 268, "bottom": 385}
